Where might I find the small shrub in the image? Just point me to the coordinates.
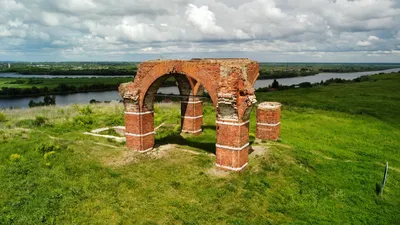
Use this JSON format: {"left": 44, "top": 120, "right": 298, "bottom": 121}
{"left": 43, "top": 151, "right": 56, "bottom": 160}
{"left": 36, "top": 143, "right": 61, "bottom": 155}
{"left": 33, "top": 116, "right": 48, "bottom": 126}
{"left": 105, "top": 116, "right": 123, "bottom": 126}
{"left": 16, "top": 119, "right": 34, "bottom": 127}
{"left": 73, "top": 115, "right": 94, "bottom": 126}
{"left": 9, "top": 154, "right": 22, "bottom": 162}
{"left": 170, "top": 181, "right": 181, "bottom": 189}
{"left": 58, "top": 109, "right": 65, "bottom": 114}
{"left": 79, "top": 105, "right": 93, "bottom": 115}
{"left": 0, "top": 112, "right": 6, "bottom": 122}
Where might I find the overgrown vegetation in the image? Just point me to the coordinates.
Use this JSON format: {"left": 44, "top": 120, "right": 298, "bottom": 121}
{"left": 0, "top": 73, "right": 399, "bottom": 224}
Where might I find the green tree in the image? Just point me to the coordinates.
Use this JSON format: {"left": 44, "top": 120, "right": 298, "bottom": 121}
{"left": 271, "top": 79, "right": 279, "bottom": 89}
{"left": 43, "top": 95, "right": 56, "bottom": 105}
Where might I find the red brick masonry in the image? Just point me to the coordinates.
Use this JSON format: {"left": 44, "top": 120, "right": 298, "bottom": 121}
{"left": 216, "top": 120, "right": 250, "bottom": 171}
{"left": 125, "top": 111, "right": 155, "bottom": 152}
{"left": 181, "top": 97, "right": 203, "bottom": 135}
{"left": 256, "top": 102, "right": 281, "bottom": 141}
{"left": 119, "top": 58, "right": 260, "bottom": 171}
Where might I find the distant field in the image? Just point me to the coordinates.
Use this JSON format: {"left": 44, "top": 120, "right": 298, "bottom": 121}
{"left": 0, "top": 77, "right": 134, "bottom": 98}
{"left": 2, "top": 62, "right": 400, "bottom": 79}
{"left": 257, "top": 72, "right": 400, "bottom": 128}
{"left": 0, "top": 77, "right": 178, "bottom": 98}
{"left": 0, "top": 77, "right": 133, "bottom": 89}
{"left": 0, "top": 73, "right": 399, "bottom": 224}
{"left": 259, "top": 62, "right": 400, "bottom": 71}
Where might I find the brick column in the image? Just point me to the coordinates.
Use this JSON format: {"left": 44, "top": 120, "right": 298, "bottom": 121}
{"left": 215, "top": 120, "right": 250, "bottom": 171}
{"left": 124, "top": 110, "right": 155, "bottom": 152}
{"left": 256, "top": 102, "right": 281, "bottom": 141}
{"left": 181, "top": 97, "right": 203, "bottom": 135}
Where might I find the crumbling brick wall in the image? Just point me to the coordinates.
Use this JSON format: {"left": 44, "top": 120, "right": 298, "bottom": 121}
{"left": 256, "top": 102, "right": 281, "bottom": 141}
{"left": 119, "top": 58, "right": 259, "bottom": 171}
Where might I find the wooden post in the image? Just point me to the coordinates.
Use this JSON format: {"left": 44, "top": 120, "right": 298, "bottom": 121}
{"left": 380, "top": 162, "right": 388, "bottom": 197}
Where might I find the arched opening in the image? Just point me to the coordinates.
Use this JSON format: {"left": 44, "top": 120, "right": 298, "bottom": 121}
{"left": 142, "top": 73, "right": 217, "bottom": 154}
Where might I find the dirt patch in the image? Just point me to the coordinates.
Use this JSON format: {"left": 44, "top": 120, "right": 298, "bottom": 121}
{"left": 249, "top": 145, "right": 267, "bottom": 157}
{"left": 106, "top": 150, "right": 141, "bottom": 166}
{"left": 206, "top": 167, "right": 231, "bottom": 178}
{"left": 151, "top": 144, "right": 175, "bottom": 158}
{"left": 150, "top": 144, "right": 215, "bottom": 158}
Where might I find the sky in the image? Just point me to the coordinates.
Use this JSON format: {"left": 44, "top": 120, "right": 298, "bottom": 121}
{"left": 0, "top": 0, "right": 399, "bottom": 62}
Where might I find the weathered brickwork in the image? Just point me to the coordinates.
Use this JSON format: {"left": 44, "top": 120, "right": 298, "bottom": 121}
{"left": 181, "top": 96, "right": 203, "bottom": 135}
{"left": 256, "top": 102, "right": 281, "bottom": 141}
{"left": 119, "top": 58, "right": 259, "bottom": 171}
{"left": 125, "top": 111, "right": 155, "bottom": 152}
{"left": 216, "top": 121, "right": 250, "bottom": 171}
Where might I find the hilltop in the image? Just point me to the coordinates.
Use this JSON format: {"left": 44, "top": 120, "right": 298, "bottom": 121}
{"left": 0, "top": 73, "right": 399, "bottom": 224}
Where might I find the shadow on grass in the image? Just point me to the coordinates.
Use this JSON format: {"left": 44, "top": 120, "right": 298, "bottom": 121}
{"left": 155, "top": 125, "right": 254, "bottom": 155}
{"left": 156, "top": 125, "right": 216, "bottom": 154}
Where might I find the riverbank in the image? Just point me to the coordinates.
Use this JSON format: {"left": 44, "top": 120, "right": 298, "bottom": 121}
{"left": 3, "top": 62, "right": 400, "bottom": 79}
{"left": 258, "top": 62, "right": 400, "bottom": 79}
{"left": 0, "top": 72, "right": 399, "bottom": 223}
{"left": 1, "top": 68, "right": 399, "bottom": 108}
{"left": 0, "top": 77, "right": 177, "bottom": 99}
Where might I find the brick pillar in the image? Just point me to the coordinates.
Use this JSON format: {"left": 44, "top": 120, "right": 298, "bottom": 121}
{"left": 215, "top": 120, "right": 250, "bottom": 171}
{"left": 181, "top": 96, "right": 203, "bottom": 135}
{"left": 256, "top": 102, "right": 281, "bottom": 141}
{"left": 124, "top": 110, "right": 155, "bottom": 152}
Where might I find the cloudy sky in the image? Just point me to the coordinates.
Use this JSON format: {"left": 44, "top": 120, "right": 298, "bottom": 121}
{"left": 1, "top": 0, "right": 399, "bottom": 62}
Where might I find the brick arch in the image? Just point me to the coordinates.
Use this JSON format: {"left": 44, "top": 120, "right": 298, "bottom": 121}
{"left": 125, "top": 60, "right": 220, "bottom": 111}
{"left": 119, "top": 59, "right": 260, "bottom": 171}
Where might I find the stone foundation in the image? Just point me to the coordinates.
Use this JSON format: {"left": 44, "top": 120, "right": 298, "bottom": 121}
{"left": 256, "top": 102, "right": 281, "bottom": 141}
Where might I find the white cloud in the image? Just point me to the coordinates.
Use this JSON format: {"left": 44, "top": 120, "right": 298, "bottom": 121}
{"left": 0, "top": 26, "right": 12, "bottom": 37}
{"left": 0, "top": 0, "right": 399, "bottom": 61}
{"left": 185, "top": 4, "right": 224, "bottom": 35}
{"left": 357, "top": 40, "right": 372, "bottom": 47}
{"left": 52, "top": 40, "right": 68, "bottom": 45}
{"left": 41, "top": 12, "right": 61, "bottom": 26}
{"left": 368, "top": 35, "right": 380, "bottom": 41}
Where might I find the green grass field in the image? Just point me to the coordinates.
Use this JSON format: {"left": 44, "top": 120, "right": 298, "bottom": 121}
{"left": 0, "top": 73, "right": 399, "bottom": 224}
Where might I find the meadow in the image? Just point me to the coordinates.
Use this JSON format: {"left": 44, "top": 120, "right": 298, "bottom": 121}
{"left": 0, "top": 73, "right": 399, "bottom": 224}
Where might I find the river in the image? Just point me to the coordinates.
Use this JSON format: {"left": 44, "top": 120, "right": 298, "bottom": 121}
{"left": 1, "top": 68, "right": 399, "bottom": 109}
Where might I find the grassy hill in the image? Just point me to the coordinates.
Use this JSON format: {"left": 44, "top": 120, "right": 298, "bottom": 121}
{"left": 0, "top": 73, "right": 399, "bottom": 224}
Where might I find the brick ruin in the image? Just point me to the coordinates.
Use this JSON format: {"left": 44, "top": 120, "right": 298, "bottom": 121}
{"left": 256, "top": 102, "right": 281, "bottom": 141}
{"left": 119, "top": 58, "right": 259, "bottom": 171}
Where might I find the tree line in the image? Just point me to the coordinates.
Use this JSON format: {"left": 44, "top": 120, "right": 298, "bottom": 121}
{"left": 0, "top": 83, "right": 120, "bottom": 98}
{"left": 256, "top": 75, "right": 373, "bottom": 92}
{"left": 1, "top": 68, "right": 136, "bottom": 75}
